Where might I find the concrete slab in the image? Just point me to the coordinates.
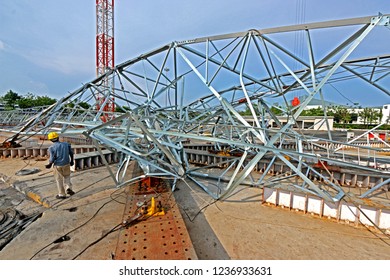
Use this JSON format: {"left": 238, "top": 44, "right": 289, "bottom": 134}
{"left": 0, "top": 158, "right": 123, "bottom": 259}
{"left": 1, "top": 158, "right": 390, "bottom": 260}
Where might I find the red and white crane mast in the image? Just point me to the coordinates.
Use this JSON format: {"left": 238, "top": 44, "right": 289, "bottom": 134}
{"left": 96, "top": 0, "right": 115, "bottom": 116}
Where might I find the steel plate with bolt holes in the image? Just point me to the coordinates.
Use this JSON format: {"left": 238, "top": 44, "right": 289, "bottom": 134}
{"left": 114, "top": 180, "right": 198, "bottom": 260}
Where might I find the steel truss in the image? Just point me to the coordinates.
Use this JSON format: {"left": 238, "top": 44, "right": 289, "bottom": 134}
{"left": 3, "top": 14, "right": 390, "bottom": 202}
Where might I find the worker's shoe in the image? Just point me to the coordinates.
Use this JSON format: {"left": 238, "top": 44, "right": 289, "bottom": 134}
{"left": 66, "top": 189, "right": 75, "bottom": 196}
{"left": 56, "top": 195, "right": 66, "bottom": 199}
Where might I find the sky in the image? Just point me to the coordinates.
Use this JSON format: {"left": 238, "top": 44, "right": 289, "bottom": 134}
{"left": 0, "top": 0, "right": 389, "bottom": 106}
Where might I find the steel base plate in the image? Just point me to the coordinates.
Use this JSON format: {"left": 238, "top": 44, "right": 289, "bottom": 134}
{"left": 115, "top": 180, "right": 198, "bottom": 260}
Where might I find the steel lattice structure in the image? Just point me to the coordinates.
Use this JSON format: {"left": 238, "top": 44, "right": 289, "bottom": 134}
{"left": 2, "top": 14, "right": 390, "bottom": 202}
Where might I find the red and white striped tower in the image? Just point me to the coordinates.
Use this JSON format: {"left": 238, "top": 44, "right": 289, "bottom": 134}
{"left": 96, "top": 0, "right": 115, "bottom": 117}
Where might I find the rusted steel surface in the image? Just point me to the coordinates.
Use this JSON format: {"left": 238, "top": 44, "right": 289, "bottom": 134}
{"left": 115, "top": 179, "right": 198, "bottom": 260}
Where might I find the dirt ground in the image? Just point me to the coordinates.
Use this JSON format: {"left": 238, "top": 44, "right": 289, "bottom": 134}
{"left": 176, "top": 180, "right": 390, "bottom": 259}
{"left": 1, "top": 157, "right": 390, "bottom": 260}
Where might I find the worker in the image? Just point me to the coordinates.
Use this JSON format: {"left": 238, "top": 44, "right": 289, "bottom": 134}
{"left": 45, "top": 132, "right": 75, "bottom": 199}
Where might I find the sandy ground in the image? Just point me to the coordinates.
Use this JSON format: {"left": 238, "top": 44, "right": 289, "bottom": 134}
{"left": 1, "top": 157, "right": 390, "bottom": 260}
{"left": 175, "top": 181, "right": 390, "bottom": 259}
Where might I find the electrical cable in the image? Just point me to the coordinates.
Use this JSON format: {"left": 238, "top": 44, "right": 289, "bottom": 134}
{"left": 71, "top": 222, "right": 122, "bottom": 260}
{"left": 50, "top": 174, "right": 112, "bottom": 209}
{"left": 28, "top": 173, "right": 124, "bottom": 259}
{"left": 29, "top": 195, "right": 117, "bottom": 260}
{"left": 171, "top": 178, "right": 219, "bottom": 222}
{"left": 175, "top": 170, "right": 390, "bottom": 244}
{"left": 71, "top": 177, "right": 173, "bottom": 259}
{"left": 327, "top": 82, "right": 357, "bottom": 105}
{"left": 0, "top": 210, "right": 42, "bottom": 250}
{"left": 109, "top": 188, "right": 127, "bottom": 205}
{"left": 307, "top": 161, "right": 390, "bottom": 245}
{"left": 342, "top": 192, "right": 390, "bottom": 246}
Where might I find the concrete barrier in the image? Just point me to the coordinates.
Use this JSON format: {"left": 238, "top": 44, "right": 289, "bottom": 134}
{"left": 0, "top": 145, "right": 99, "bottom": 158}
{"left": 263, "top": 187, "right": 390, "bottom": 232}
{"left": 0, "top": 145, "right": 120, "bottom": 171}
{"left": 184, "top": 148, "right": 390, "bottom": 192}
{"left": 74, "top": 150, "right": 120, "bottom": 171}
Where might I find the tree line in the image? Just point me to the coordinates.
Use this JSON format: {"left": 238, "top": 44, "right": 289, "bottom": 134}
{"left": 240, "top": 104, "right": 384, "bottom": 128}
{"left": 1, "top": 90, "right": 385, "bottom": 128}
{"left": 0, "top": 90, "right": 57, "bottom": 109}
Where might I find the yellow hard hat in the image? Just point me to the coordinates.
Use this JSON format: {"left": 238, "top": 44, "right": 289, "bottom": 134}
{"left": 48, "top": 132, "right": 59, "bottom": 140}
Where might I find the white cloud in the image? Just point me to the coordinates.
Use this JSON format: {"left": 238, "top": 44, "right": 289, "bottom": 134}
{"left": 0, "top": 40, "right": 5, "bottom": 50}
{"left": 19, "top": 48, "right": 94, "bottom": 76}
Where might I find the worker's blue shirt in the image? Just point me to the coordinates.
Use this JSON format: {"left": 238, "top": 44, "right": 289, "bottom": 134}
{"left": 48, "top": 141, "right": 73, "bottom": 166}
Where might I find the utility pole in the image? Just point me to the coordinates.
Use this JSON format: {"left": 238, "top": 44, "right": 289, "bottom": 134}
{"left": 96, "top": 0, "right": 115, "bottom": 118}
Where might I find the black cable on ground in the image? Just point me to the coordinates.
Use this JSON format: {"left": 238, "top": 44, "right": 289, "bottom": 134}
{"left": 28, "top": 174, "right": 133, "bottom": 259}
{"left": 0, "top": 211, "right": 42, "bottom": 251}
{"left": 342, "top": 192, "right": 390, "bottom": 246}
{"left": 50, "top": 175, "right": 112, "bottom": 209}
{"left": 71, "top": 223, "right": 122, "bottom": 260}
{"left": 29, "top": 193, "right": 118, "bottom": 260}
{"left": 71, "top": 179, "right": 167, "bottom": 259}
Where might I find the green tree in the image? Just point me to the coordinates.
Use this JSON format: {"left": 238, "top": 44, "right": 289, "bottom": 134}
{"left": 3, "top": 90, "right": 21, "bottom": 109}
{"left": 359, "top": 108, "right": 370, "bottom": 127}
{"left": 66, "top": 101, "right": 90, "bottom": 110}
{"left": 331, "top": 106, "right": 351, "bottom": 128}
{"left": 17, "top": 93, "right": 56, "bottom": 109}
{"left": 240, "top": 107, "right": 253, "bottom": 116}
{"left": 359, "top": 108, "right": 382, "bottom": 128}
{"left": 301, "top": 106, "right": 325, "bottom": 116}
{"left": 34, "top": 95, "right": 57, "bottom": 107}
{"left": 270, "top": 106, "right": 284, "bottom": 116}
{"left": 115, "top": 105, "right": 130, "bottom": 113}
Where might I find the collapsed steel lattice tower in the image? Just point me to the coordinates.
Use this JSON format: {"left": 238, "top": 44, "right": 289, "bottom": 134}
{"left": 3, "top": 14, "right": 390, "bottom": 202}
